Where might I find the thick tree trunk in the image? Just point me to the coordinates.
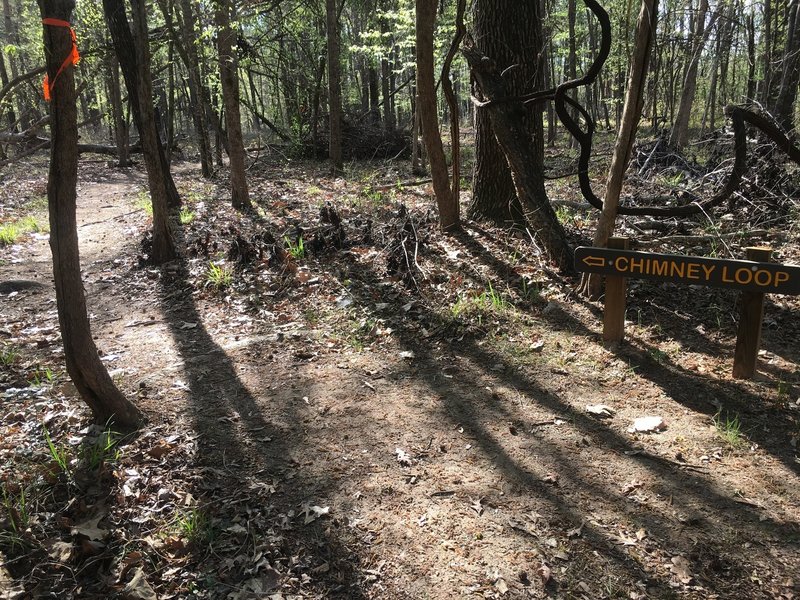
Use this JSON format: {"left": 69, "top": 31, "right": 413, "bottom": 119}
{"left": 669, "top": 0, "right": 711, "bottom": 148}
{"left": 469, "top": 0, "right": 545, "bottom": 225}
{"left": 463, "top": 42, "right": 572, "bottom": 271}
{"left": 215, "top": 0, "right": 250, "bottom": 209}
{"left": 416, "top": 0, "right": 459, "bottom": 231}
{"left": 326, "top": 0, "right": 343, "bottom": 172}
{"left": 37, "top": 0, "right": 142, "bottom": 430}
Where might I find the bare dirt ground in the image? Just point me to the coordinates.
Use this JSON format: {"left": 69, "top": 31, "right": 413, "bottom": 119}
{"left": 1, "top": 154, "right": 799, "bottom": 599}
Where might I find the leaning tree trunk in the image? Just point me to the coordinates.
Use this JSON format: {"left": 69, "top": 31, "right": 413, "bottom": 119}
{"left": 326, "top": 0, "right": 343, "bottom": 173}
{"left": 103, "top": 0, "right": 178, "bottom": 264}
{"left": 669, "top": 0, "right": 711, "bottom": 148}
{"left": 582, "top": 0, "right": 659, "bottom": 297}
{"left": 215, "top": 0, "right": 250, "bottom": 209}
{"left": 463, "top": 41, "right": 572, "bottom": 271}
{"left": 773, "top": 0, "right": 800, "bottom": 132}
{"left": 416, "top": 0, "right": 459, "bottom": 231}
{"left": 37, "top": 0, "right": 142, "bottom": 430}
{"left": 469, "top": 0, "right": 546, "bottom": 225}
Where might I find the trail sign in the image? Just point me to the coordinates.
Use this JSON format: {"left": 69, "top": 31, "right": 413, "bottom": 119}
{"left": 574, "top": 246, "right": 800, "bottom": 295}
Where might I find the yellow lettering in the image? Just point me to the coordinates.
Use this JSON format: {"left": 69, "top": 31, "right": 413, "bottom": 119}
{"left": 754, "top": 269, "right": 772, "bottom": 286}
{"left": 722, "top": 267, "right": 734, "bottom": 283}
{"left": 670, "top": 262, "right": 686, "bottom": 278}
{"left": 735, "top": 268, "right": 753, "bottom": 285}
{"left": 701, "top": 264, "right": 715, "bottom": 279}
{"left": 630, "top": 258, "right": 645, "bottom": 273}
{"left": 686, "top": 263, "right": 700, "bottom": 280}
{"left": 615, "top": 257, "right": 628, "bottom": 272}
{"left": 652, "top": 261, "right": 668, "bottom": 276}
{"left": 774, "top": 272, "right": 790, "bottom": 287}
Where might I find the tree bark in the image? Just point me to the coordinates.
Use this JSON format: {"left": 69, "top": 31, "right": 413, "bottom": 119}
{"left": 106, "top": 52, "right": 130, "bottom": 167}
{"left": 326, "top": 0, "right": 343, "bottom": 173}
{"left": 416, "top": 0, "right": 459, "bottom": 231}
{"left": 103, "top": 0, "right": 180, "bottom": 215}
{"left": 215, "top": 0, "right": 250, "bottom": 209}
{"left": 37, "top": 0, "right": 142, "bottom": 430}
{"left": 584, "top": 0, "right": 658, "bottom": 297}
{"left": 129, "top": 0, "right": 179, "bottom": 262}
{"left": 469, "top": 0, "right": 545, "bottom": 225}
{"left": 773, "top": 0, "right": 800, "bottom": 131}
{"left": 669, "top": 0, "right": 711, "bottom": 148}
{"left": 463, "top": 42, "right": 572, "bottom": 271}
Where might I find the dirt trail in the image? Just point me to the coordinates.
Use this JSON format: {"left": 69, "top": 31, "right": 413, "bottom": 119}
{"left": 1, "top": 160, "right": 799, "bottom": 599}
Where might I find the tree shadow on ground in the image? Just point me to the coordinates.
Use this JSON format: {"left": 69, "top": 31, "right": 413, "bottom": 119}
{"left": 332, "top": 227, "right": 798, "bottom": 597}
{"left": 155, "top": 257, "right": 368, "bottom": 598}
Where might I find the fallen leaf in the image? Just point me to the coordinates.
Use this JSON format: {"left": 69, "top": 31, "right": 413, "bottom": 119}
{"left": 537, "top": 562, "right": 552, "bottom": 586}
{"left": 123, "top": 567, "right": 158, "bottom": 600}
{"left": 71, "top": 513, "right": 107, "bottom": 541}
{"left": 670, "top": 555, "right": 693, "bottom": 584}
{"left": 470, "top": 497, "right": 484, "bottom": 516}
{"left": 395, "top": 447, "right": 412, "bottom": 466}
{"left": 628, "top": 416, "right": 666, "bottom": 433}
{"left": 302, "top": 505, "right": 330, "bottom": 525}
{"left": 586, "top": 404, "right": 615, "bottom": 417}
{"left": 47, "top": 540, "right": 73, "bottom": 563}
{"left": 494, "top": 577, "right": 509, "bottom": 595}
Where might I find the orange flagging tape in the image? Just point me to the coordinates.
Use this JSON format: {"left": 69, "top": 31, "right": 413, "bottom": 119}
{"left": 42, "top": 18, "right": 80, "bottom": 101}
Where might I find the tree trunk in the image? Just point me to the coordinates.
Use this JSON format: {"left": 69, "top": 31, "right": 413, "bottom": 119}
{"left": 469, "top": 0, "right": 545, "bottom": 225}
{"left": 106, "top": 52, "right": 130, "bottom": 167}
{"left": 326, "top": 0, "right": 343, "bottom": 173}
{"left": 0, "top": 46, "right": 16, "bottom": 130}
{"left": 416, "top": 0, "right": 459, "bottom": 231}
{"left": 583, "top": 0, "right": 658, "bottom": 297}
{"left": 463, "top": 42, "right": 572, "bottom": 271}
{"left": 37, "top": 0, "right": 142, "bottom": 430}
{"left": 669, "top": 0, "right": 711, "bottom": 148}
{"left": 215, "top": 0, "right": 250, "bottom": 209}
{"left": 103, "top": 0, "right": 182, "bottom": 221}
{"left": 773, "top": 0, "right": 800, "bottom": 131}
{"left": 174, "top": 0, "right": 213, "bottom": 177}
{"left": 761, "top": 0, "right": 773, "bottom": 104}
{"left": 131, "top": 0, "right": 179, "bottom": 262}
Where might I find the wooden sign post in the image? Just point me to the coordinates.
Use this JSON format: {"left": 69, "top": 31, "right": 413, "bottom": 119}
{"left": 603, "top": 237, "right": 629, "bottom": 343}
{"left": 732, "top": 247, "right": 772, "bottom": 379}
{"left": 574, "top": 243, "right": 800, "bottom": 378}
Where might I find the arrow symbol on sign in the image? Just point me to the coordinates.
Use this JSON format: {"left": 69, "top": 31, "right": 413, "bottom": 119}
{"left": 582, "top": 255, "right": 606, "bottom": 268}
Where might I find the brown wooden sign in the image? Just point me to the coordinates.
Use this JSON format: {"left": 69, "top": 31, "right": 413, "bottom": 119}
{"left": 574, "top": 247, "right": 800, "bottom": 295}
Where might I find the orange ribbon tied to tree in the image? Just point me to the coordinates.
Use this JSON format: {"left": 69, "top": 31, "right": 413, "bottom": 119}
{"left": 42, "top": 18, "right": 80, "bottom": 101}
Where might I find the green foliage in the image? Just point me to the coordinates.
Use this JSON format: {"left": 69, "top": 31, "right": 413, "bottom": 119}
{"left": 79, "top": 429, "right": 121, "bottom": 470}
{"left": 29, "top": 366, "right": 56, "bottom": 387}
{"left": 206, "top": 262, "right": 233, "bottom": 290}
{"left": 284, "top": 236, "right": 306, "bottom": 260}
{"left": 43, "top": 428, "right": 71, "bottom": 477}
{"left": 0, "top": 223, "right": 21, "bottom": 246}
{"left": 714, "top": 412, "right": 744, "bottom": 448}
{"left": 136, "top": 191, "right": 154, "bottom": 217}
{"left": 179, "top": 207, "right": 196, "bottom": 224}
{"left": 0, "top": 344, "right": 19, "bottom": 365}
{"left": 175, "top": 508, "right": 215, "bottom": 544}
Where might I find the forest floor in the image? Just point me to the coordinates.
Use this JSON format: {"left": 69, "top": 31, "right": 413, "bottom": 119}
{"left": 1, "top": 146, "right": 799, "bottom": 600}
